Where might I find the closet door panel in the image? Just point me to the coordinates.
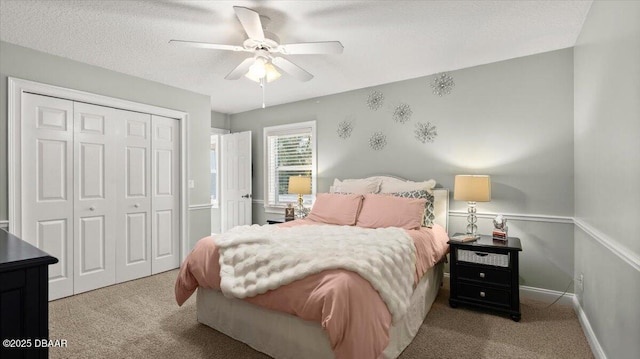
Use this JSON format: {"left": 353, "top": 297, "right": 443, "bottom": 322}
{"left": 116, "top": 112, "right": 152, "bottom": 283}
{"left": 79, "top": 215, "right": 106, "bottom": 273}
{"left": 37, "top": 140, "right": 68, "bottom": 201}
{"left": 126, "top": 213, "right": 147, "bottom": 262}
{"left": 73, "top": 103, "right": 118, "bottom": 294}
{"left": 79, "top": 143, "right": 105, "bottom": 198}
{"left": 21, "top": 93, "right": 74, "bottom": 300}
{"left": 155, "top": 210, "right": 173, "bottom": 256}
{"left": 37, "top": 219, "right": 67, "bottom": 280}
{"left": 151, "top": 115, "right": 180, "bottom": 274}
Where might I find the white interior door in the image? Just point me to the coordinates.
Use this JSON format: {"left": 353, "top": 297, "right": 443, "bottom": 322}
{"left": 221, "top": 131, "right": 252, "bottom": 232}
{"left": 73, "top": 103, "right": 118, "bottom": 294}
{"left": 116, "top": 111, "right": 152, "bottom": 282}
{"left": 151, "top": 115, "right": 180, "bottom": 274}
{"left": 21, "top": 93, "right": 74, "bottom": 300}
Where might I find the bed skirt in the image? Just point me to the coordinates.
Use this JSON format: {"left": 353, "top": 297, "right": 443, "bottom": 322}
{"left": 196, "top": 261, "right": 444, "bottom": 359}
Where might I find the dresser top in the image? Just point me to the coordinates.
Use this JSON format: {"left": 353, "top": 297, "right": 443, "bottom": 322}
{"left": 0, "top": 229, "right": 58, "bottom": 271}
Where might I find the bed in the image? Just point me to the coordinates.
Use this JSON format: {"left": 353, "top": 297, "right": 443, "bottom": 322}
{"left": 176, "top": 176, "right": 450, "bottom": 359}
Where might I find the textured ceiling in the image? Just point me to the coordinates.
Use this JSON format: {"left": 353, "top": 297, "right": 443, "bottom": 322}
{"left": 0, "top": 0, "right": 592, "bottom": 114}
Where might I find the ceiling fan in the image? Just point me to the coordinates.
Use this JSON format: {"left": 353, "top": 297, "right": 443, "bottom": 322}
{"left": 169, "top": 6, "right": 344, "bottom": 84}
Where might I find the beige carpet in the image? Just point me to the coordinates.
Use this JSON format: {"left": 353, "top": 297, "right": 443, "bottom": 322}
{"left": 49, "top": 270, "right": 594, "bottom": 359}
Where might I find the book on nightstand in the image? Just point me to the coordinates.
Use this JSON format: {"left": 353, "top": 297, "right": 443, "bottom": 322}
{"left": 492, "top": 229, "right": 508, "bottom": 241}
{"left": 449, "top": 234, "right": 478, "bottom": 242}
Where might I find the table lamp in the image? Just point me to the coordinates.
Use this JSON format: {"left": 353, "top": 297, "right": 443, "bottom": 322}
{"left": 288, "top": 176, "right": 311, "bottom": 218}
{"left": 454, "top": 175, "right": 491, "bottom": 238}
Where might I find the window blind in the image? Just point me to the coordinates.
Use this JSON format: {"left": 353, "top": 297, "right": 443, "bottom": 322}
{"left": 266, "top": 130, "right": 314, "bottom": 206}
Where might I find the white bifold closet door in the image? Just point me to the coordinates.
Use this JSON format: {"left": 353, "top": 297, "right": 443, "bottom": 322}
{"left": 20, "top": 93, "right": 179, "bottom": 300}
{"left": 73, "top": 102, "right": 120, "bottom": 294}
{"left": 151, "top": 115, "right": 180, "bottom": 274}
{"left": 116, "top": 109, "right": 152, "bottom": 283}
{"left": 21, "top": 94, "right": 75, "bottom": 299}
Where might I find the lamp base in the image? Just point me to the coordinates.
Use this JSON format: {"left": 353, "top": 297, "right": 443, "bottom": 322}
{"left": 295, "top": 194, "right": 309, "bottom": 219}
{"left": 466, "top": 201, "right": 479, "bottom": 238}
{"left": 294, "top": 206, "right": 308, "bottom": 219}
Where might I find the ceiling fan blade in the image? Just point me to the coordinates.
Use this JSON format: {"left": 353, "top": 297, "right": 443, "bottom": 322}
{"left": 233, "top": 6, "right": 265, "bottom": 41}
{"left": 169, "top": 39, "right": 246, "bottom": 52}
{"left": 272, "top": 57, "right": 314, "bottom": 82}
{"left": 225, "top": 58, "right": 256, "bottom": 80}
{"left": 278, "top": 41, "right": 344, "bottom": 55}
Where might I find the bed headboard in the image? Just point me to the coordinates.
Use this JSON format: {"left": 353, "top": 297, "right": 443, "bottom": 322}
{"left": 338, "top": 176, "right": 449, "bottom": 232}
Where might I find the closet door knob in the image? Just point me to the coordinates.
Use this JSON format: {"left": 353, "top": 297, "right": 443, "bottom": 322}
{"left": 134, "top": 203, "right": 140, "bottom": 208}
{"left": 89, "top": 206, "right": 96, "bottom": 211}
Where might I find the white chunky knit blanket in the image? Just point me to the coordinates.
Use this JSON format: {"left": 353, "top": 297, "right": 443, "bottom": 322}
{"left": 214, "top": 224, "right": 417, "bottom": 322}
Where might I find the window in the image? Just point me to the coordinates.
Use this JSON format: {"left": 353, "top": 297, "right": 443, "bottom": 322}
{"left": 264, "top": 121, "right": 316, "bottom": 211}
{"left": 210, "top": 128, "right": 229, "bottom": 208}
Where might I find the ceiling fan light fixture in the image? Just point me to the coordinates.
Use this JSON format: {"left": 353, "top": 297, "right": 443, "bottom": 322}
{"left": 264, "top": 63, "right": 281, "bottom": 82}
{"left": 245, "top": 58, "right": 281, "bottom": 83}
{"left": 247, "top": 57, "right": 267, "bottom": 79}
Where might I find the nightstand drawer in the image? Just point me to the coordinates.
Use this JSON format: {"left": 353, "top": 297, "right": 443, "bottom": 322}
{"left": 457, "top": 249, "right": 509, "bottom": 267}
{"left": 457, "top": 282, "right": 511, "bottom": 308}
{"left": 457, "top": 264, "right": 510, "bottom": 286}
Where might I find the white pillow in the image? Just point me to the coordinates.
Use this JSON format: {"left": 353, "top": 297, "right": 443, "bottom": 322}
{"left": 331, "top": 178, "right": 382, "bottom": 194}
{"left": 379, "top": 179, "right": 437, "bottom": 194}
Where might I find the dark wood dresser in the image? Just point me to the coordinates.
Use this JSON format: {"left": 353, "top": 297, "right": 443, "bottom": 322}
{"left": 0, "top": 229, "right": 58, "bottom": 358}
{"left": 448, "top": 234, "right": 522, "bottom": 321}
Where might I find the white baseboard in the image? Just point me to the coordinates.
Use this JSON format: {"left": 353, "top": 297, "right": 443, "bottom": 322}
{"left": 0, "top": 220, "right": 8, "bottom": 230}
{"left": 573, "top": 297, "right": 607, "bottom": 359}
{"left": 519, "top": 285, "right": 575, "bottom": 306}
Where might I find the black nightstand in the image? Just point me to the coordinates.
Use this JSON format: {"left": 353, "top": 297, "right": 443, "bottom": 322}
{"left": 1, "top": 229, "right": 58, "bottom": 358}
{"left": 448, "top": 234, "right": 523, "bottom": 321}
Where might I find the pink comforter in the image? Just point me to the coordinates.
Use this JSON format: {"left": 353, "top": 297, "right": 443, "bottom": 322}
{"left": 175, "top": 220, "right": 449, "bottom": 359}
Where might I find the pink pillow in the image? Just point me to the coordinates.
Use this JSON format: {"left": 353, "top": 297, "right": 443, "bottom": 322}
{"left": 356, "top": 194, "right": 426, "bottom": 230}
{"left": 306, "top": 193, "right": 364, "bottom": 225}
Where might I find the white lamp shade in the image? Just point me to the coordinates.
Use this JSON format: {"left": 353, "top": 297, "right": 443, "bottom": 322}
{"left": 454, "top": 175, "right": 491, "bottom": 202}
{"left": 288, "top": 176, "right": 311, "bottom": 195}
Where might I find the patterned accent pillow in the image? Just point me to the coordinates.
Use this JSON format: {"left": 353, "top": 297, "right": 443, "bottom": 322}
{"left": 389, "top": 189, "right": 435, "bottom": 227}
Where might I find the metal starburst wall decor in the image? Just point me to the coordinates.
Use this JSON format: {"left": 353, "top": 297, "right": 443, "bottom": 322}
{"left": 337, "top": 120, "right": 354, "bottom": 139}
{"left": 415, "top": 122, "right": 438, "bottom": 143}
{"left": 393, "top": 103, "right": 413, "bottom": 124}
{"left": 431, "top": 73, "right": 455, "bottom": 96}
{"left": 367, "top": 90, "right": 384, "bottom": 110}
{"left": 369, "top": 132, "right": 387, "bottom": 150}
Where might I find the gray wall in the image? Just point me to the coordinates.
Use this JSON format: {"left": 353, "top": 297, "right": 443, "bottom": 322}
{"left": 211, "top": 110, "right": 230, "bottom": 130}
{"left": 574, "top": 1, "right": 640, "bottom": 358}
{"left": 230, "top": 48, "right": 575, "bottom": 292}
{"left": 0, "top": 41, "right": 212, "bottom": 250}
